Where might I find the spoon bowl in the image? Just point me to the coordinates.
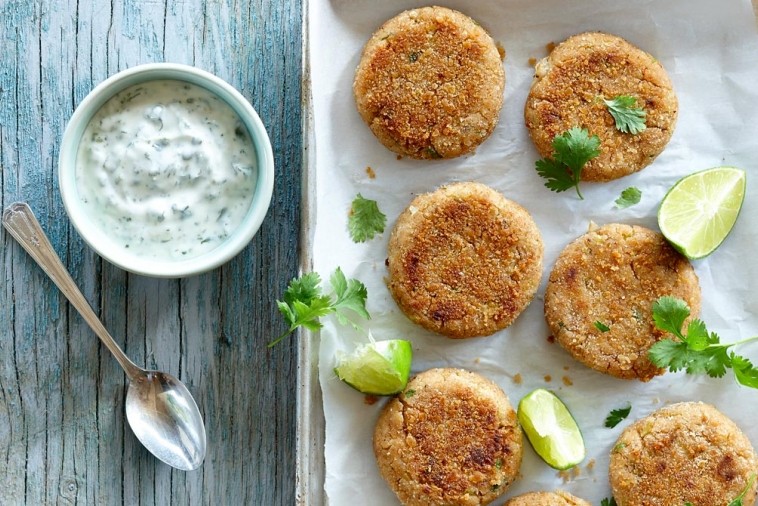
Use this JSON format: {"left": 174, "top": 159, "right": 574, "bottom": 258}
{"left": 126, "top": 371, "right": 206, "bottom": 470}
{"left": 2, "top": 202, "right": 207, "bottom": 471}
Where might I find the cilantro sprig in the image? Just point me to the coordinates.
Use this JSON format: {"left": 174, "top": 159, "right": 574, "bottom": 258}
{"left": 648, "top": 296, "right": 758, "bottom": 388}
{"left": 535, "top": 127, "right": 600, "bottom": 199}
{"left": 270, "top": 268, "right": 370, "bottom": 347}
{"left": 615, "top": 186, "right": 642, "bottom": 209}
{"left": 728, "top": 473, "right": 757, "bottom": 506}
{"left": 601, "top": 498, "right": 617, "bottom": 506}
{"left": 348, "top": 194, "right": 386, "bottom": 243}
{"left": 604, "top": 95, "right": 647, "bottom": 135}
{"left": 604, "top": 404, "right": 631, "bottom": 428}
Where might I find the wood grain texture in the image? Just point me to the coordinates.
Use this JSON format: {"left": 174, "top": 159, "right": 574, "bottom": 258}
{"left": 0, "top": 0, "right": 302, "bottom": 504}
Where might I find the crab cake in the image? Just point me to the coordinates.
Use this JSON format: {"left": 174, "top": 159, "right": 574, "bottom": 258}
{"left": 387, "top": 182, "right": 543, "bottom": 338}
{"left": 504, "top": 491, "right": 591, "bottom": 506}
{"left": 354, "top": 6, "right": 505, "bottom": 159}
{"left": 525, "top": 32, "right": 677, "bottom": 181}
{"left": 544, "top": 223, "right": 700, "bottom": 381}
{"left": 610, "top": 402, "right": 758, "bottom": 506}
{"left": 374, "top": 368, "right": 523, "bottom": 506}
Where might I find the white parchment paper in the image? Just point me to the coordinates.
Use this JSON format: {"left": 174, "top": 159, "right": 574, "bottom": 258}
{"left": 309, "top": 1, "right": 758, "bottom": 503}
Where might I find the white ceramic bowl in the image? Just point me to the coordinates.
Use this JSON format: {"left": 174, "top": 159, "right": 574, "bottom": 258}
{"left": 59, "top": 63, "right": 274, "bottom": 277}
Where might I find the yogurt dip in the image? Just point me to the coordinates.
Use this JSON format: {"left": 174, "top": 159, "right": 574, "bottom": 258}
{"left": 75, "top": 79, "right": 257, "bottom": 260}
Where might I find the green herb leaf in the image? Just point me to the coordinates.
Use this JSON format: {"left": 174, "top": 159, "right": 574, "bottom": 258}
{"left": 651, "top": 296, "right": 690, "bottom": 338}
{"left": 271, "top": 268, "right": 371, "bottom": 347}
{"left": 604, "top": 404, "right": 632, "bottom": 428}
{"left": 604, "top": 95, "right": 647, "bottom": 134}
{"left": 552, "top": 127, "right": 602, "bottom": 173}
{"left": 330, "top": 267, "right": 370, "bottom": 324}
{"left": 594, "top": 321, "right": 611, "bottom": 333}
{"left": 648, "top": 296, "right": 758, "bottom": 388}
{"left": 348, "top": 194, "right": 387, "bottom": 243}
{"left": 535, "top": 158, "right": 577, "bottom": 193}
{"left": 732, "top": 355, "right": 758, "bottom": 389}
{"left": 601, "top": 498, "right": 618, "bottom": 506}
{"left": 648, "top": 338, "right": 690, "bottom": 371}
{"left": 282, "top": 272, "right": 322, "bottom": 307}
{"left": 534, "top": 127, "right": 600, "bottom": 199}
{"left": 615, "top": 186, "right": 642, "bottom": 208}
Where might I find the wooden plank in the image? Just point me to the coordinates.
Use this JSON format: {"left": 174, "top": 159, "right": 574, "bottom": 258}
{"left": 0, "top": 0, "right": 302, "bottom": 503}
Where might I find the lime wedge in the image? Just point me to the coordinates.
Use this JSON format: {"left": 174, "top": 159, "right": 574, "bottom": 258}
{"left": 517, "top": 389, "right": 585, "bottom": 470}
{"left": 658, "top": 166, "right": 746, "bottom": 259}
{"left": 334, "top": 340, "right": 412, "bottom": 396}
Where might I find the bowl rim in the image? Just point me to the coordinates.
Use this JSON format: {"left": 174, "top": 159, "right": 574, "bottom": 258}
{"left": 58, "top": 63, "right": 275, "bottom": 278}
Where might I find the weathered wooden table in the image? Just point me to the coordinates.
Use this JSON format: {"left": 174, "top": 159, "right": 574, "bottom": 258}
{"left": 1, "top": 1, "right": 302, "bottom": 503}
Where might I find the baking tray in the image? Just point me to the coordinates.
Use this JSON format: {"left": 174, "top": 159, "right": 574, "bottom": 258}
{"left": 296, "top": 0, "right": 326, "bottom": 503}
{"left": 296, "top": 1, "right": 758, "bottom": 504}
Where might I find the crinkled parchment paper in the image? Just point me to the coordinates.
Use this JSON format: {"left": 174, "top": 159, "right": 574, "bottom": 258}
{"left": 309, "top": 0, "right": 758, "bottom": 503}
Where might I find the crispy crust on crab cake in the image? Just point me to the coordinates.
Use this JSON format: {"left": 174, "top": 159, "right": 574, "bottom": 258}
{"left": 374, "top": 368, "right": 523, "bottom": 506}
{"left": 524, "top": 32, "right": 677, "bottom": 181}
{"left": 544, "top": 223, "right": 700, "bottom": 381}
{"left": 354, "top": 6, "right": 505, "bottom": 159}
{"left": 387, "top": 182, "right": 543, "bottom": 338}
{"left": 504, "top": 491, "right": 591, "bottom": 506}
{"left": 610, "top": 402, "right": 758, "bottom": 506}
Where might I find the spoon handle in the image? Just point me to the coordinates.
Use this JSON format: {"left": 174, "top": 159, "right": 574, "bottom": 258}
{"left": 3, "top": 202, "right": 142, "bottom": 380}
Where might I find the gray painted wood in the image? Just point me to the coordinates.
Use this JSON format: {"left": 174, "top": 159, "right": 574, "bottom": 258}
{"left": 0, "top": 0, "right": 302, "bottom": 504}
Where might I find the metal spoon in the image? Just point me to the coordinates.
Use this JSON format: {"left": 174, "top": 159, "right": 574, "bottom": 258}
{"left": 2, "top": 202, "right": 206, "bottom": 471}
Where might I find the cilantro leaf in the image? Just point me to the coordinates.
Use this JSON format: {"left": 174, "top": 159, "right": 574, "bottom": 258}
{"left": 330, "top": 267, "right": 370, "bottom": 324}
{"left": 552, "top": 127, "right": 601, "bottom": 174}
{"left": 615, "top": 186, "right": 642, "bottom": 209}
{"left": 601, "top": 498, "right": 618, "bottom": 506}
{"left": 534, "top": 127, "right": 600, "bottom": 199}
{"left": 270, "top": 268, "right": 371, "bottom": 346}
{"left": 282, "top": 271, "right": 322, "bottom": 306}
{"left": 648, "top": 338, "right": 691, "bottom": 371}
{"left": 732, "top": 354, "right": 758, "bottom": 389}
{"left": 348, "top": 194, "right": 386, "bottom": 243}
{"left": 604, "top": 404, "right": 631, "bottom": 428}
{"left": 652, "top": 296, "right": 690, "bottom": 338}
{"left": 684, "top": 319, "right": 711, "bottom": 351}
{"left": 535, "top": 158, "right": 576, "bottom": 193}
{"left": 685, "top": 345, "right": 729, "bottom": 378}
{"left": 594, "top": 321, "right": 610, "bottom": 333}
{"left": 604, "top": 95, "right": 647, "bottom": 134}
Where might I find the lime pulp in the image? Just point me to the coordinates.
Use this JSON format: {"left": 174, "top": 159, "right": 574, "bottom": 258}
{"left": 658, "top": 166, "right": 746, "bottom": 259}
{"left": 334, "top": 339, "right": 412, "bottom": 396}
{"left": 517, "top": 389, "right": 585, "bottom": 470}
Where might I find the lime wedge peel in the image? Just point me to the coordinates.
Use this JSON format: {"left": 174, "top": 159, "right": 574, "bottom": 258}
{"left": 658, "top": 166, "right": 746, "bottom": 259}
{"left": 517, "top": 389, "right": 585, "bottom": 470}
{"left": 334, "top": 339, "right": 412, "bottom": 396}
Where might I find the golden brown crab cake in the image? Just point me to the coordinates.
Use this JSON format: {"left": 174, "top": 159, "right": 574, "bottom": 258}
{"left": 374, "top": 368, "right": 523, "bottom": 506}
{"left": 544, "top": 223, "right": 700, "bottom": 381}
{"left": 387, "top": 182, "right": 543, "bottom": 338}
{"left": 610, "top": 402, "right": 758, "bottom": 506}
{"left": 524, "top": 32, "right": 677, "bottom": 181}
{"left": 354, "top": 6, "right": 505, "bottom": 159}
{"left": 504, "top": 490, "right": 591, "bottom": 506}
